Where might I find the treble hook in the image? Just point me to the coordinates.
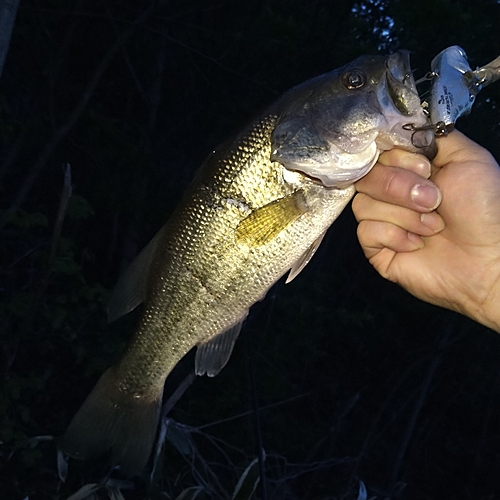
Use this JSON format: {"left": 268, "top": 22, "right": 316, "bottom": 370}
{"left": 403, "top": 121, "right": 455, "bottom": 147}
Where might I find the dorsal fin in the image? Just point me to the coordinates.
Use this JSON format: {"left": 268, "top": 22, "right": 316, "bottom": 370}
{"left": 286, "top": 231, "right": 326, "bottom": 283}
{"left": 195, "top": 313, "right": 248, "bottom": 377}
{"left": 107, "top": 227, "right": 164, "bottom": 323}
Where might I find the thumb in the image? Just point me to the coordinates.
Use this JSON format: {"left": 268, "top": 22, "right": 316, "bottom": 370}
{"left": 434, "top": 130, "right": 493, "bottom": 168}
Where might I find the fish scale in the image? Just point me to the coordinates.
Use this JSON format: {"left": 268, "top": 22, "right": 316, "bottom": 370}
{"left": 123, "top": 116, "right": 353, "bottom": 372}
{"left": 61, "top": 51, "right": 436, "bottom": 476}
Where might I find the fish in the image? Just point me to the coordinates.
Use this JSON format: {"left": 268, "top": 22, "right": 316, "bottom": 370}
{"left": 61, "top": 51, "right": 436, "bottom": 476}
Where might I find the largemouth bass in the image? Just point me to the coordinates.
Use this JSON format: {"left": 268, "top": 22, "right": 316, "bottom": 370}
{"left": 61, "top": 51, "right": 436, "bottom": 475}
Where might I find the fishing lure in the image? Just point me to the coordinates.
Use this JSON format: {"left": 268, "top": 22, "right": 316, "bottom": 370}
{"left": 429, "top": 45, "right": 500, "bottom": 127}
{"left": 426, "top": 46, "right": 499, "bottom": 134}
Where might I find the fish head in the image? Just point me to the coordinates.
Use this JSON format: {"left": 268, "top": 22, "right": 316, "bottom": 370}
{"left": 271, "top": 51, "right": 437, "bottom": 187}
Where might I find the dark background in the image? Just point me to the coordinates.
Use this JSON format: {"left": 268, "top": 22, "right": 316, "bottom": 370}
{"left": 1, "top": 1, "right": 500, "bottom": 499}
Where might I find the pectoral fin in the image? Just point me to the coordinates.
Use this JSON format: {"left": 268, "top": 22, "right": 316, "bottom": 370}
{"left": 235, "top": 191, "right": 308, "bottom": 248}
{"left": 286, "top": 230, "right": 327, "bottom": 283}
{"left": 195, "top": 313, "right": 248, "bottom": 377}
{"left": 108, "top": 227, "right": 165, "bottom": 323}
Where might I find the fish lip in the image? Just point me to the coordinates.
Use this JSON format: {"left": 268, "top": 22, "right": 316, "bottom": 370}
{"left": 422, "top": 139, "right": 438, "bottom": 160}
{"left": 379, "top": 51, "right": 437, "bottom": 160}
{"left": 385, "top": 50, "right": 422, "bottom": 115}
{"left": 394, "top": 52, "right": 438, "bottom": 160}
{"left": 387, "top": 50, "right": 416, "bottom": 91}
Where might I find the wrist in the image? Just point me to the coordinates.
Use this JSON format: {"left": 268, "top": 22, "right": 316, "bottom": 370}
{"left": 468, "top": 274, "right": 500, "bottom": 333}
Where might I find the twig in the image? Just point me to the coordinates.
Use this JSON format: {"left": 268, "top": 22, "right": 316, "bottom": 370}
{"left": 161, "top": 371, "right": 196, "bottom": 419}
{"left": 247, "top": 334, "right": 268, "bottom": 500}
{"left": 15, "top": 165, "right": 73, "bottom": 343}
{"left": 48, "top": 163, "right": 72, "bottom": 269}
{"left": 388, "top": 315, "right": 456, "bottom": 494}
{"left": 196, "top": 392, "right": 311, "bottom": 430}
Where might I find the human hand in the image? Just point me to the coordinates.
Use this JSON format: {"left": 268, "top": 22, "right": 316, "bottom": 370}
{"left": 353, "top": 131, "right": 500, "bottom": 332}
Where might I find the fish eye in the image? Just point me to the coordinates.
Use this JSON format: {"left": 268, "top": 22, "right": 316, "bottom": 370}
{"left": 341, "top": 70, "right": 366, "bottom": 89}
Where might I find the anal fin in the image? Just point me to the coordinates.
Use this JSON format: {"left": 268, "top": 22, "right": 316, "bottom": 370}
{"left": 195, "top": 313, "right": 248, "bottom": 377}
{"left": 286, "top": 231, "right": 327, "bottom": 283}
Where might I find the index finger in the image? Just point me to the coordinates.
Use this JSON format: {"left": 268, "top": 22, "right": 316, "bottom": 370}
{"left": 355, "top": 162, "right": 442, "bottom": 213}
{"left": 378, "top": 149, "right": 432, "bottom": 178}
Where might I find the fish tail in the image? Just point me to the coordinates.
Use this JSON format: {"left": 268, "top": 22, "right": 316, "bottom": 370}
{"left": 60, "top": 367, "right": 162, "bottom": 476}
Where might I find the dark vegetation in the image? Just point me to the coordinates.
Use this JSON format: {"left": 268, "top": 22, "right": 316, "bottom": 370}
{"left": 1, "top": 0, "right": 500, "bottom": 498}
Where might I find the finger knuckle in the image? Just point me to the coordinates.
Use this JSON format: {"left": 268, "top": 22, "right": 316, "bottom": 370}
{"left": 382, "top": 170, "right": 401, "bottom": 198}
{"left": 351, "top": 193, "right": 368, "bottom": 219}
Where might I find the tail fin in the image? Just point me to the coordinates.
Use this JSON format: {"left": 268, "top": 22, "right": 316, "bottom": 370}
{"left": 61, "top": 367, "right": 162, "bottom": 476}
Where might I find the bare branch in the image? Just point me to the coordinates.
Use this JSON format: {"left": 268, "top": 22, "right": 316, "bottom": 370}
{"left": 161, "top": 371, "right": 197, "bottom": 418}
{"left": 48, "top": 163, "right": 72, "bottom": 269}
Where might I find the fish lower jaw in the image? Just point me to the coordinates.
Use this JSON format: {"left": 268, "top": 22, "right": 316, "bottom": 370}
{"left": 291, "top": 141, "right": 378, "bottom": 188}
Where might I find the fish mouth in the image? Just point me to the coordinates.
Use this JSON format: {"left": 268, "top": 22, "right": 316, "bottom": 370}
{"left": 383, "top": 51, "right": 437, "bottom": 159}
{"left": 385, "top": 51, "right": 422, "bottom": 117}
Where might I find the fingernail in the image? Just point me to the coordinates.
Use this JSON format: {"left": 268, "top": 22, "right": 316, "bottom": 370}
{"left": 420, "top": 212, "right": 445, "bottom": 233}
{"left": 410, "top": 184, "right": 442, "bottom": 210}
{"left": 407, "top": 231, "right": 424, "bottom": 249}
